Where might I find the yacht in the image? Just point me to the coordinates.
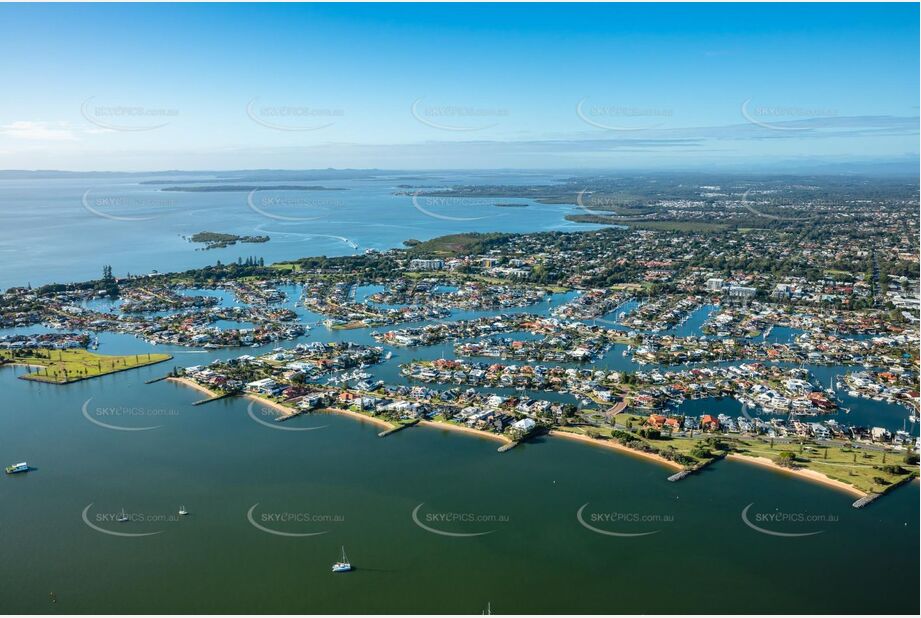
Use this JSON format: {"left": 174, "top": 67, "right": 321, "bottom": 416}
{"left": 116, "top": 508, "right": 130, "bottom": 523}
{"left": 331, "top": 546, "right": 352, "bottom": 573}
{"left": 178, "top": 506, "right": 189, "bottom": 516}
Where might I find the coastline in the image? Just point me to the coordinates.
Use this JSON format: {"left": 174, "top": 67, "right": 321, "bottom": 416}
{"left": 549, "top": 430, "right": 683, "bottom": 471}
{"left": 5, "top": 355, "right": 172, "bottom": 385}
{"left": 163, "top": 378, "right": 881, "bottom": 499}
{"left": 244, "top": 393, "right": 298, "bottom": 417}
{"left": 419, "top": 419, "right": 511, "bottom": 444}
{"left": 319, "top": 406, "right": 395, "bottom": 430}
{"left": 727, "top": 453, "right": 866, "bottom": 498}
{"left": 166, "top": 376, "right": 219, "bottom": 398}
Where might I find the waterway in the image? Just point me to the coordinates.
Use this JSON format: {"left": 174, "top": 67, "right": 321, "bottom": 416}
{"left": 0, "top": 173, "right": 917, "bottom": 613}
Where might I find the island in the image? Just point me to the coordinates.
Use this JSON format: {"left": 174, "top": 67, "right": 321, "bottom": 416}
{"left": 187, "top": 231, "right": 270, "bottom": 250}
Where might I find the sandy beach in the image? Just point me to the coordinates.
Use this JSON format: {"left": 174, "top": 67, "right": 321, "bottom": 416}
{"left": 319, "top": 407, "right": 395, "bottom": 430}
{"left": 549, "top": 430, "right": 683, "bottom": 471}
{"left": 166, "top": 376, "right": 218, "bottom": 398}
{"left": 419, "top": 419, "right": 511, "bottom": 444}
{"left": 244, "top": 394, "right": 298, "bottom": 417}
{"left": 727, "top": 453, "right": 866, "bottom": 498}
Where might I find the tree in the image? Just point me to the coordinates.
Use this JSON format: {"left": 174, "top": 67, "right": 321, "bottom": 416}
{"left": 776, "top": 451, "right": 797, "bottom": 468}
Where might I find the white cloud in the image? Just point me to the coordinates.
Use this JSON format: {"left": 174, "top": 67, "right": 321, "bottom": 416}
{"left": 0, "top": 121, "right": 78, "bottom": 141}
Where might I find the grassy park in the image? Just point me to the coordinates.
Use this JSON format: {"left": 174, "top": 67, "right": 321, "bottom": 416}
{"left": 0, "top": 348, "right": 172, "bottom": 384}
{"left": 573, "top": 411, "right": 917, "bottom": 494}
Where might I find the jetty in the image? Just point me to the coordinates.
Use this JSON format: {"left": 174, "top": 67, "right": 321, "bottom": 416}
{"left": 193, "top": 392, "right": 235, "bottom": 406}
{"left": 274, "top": 408, "right": 306, "bottom": 422}
{"left": 851, "top": 493, "right": 880, "bottom": 509}
{"left": 378, "top": 418, "right": 419, "bottom": 437}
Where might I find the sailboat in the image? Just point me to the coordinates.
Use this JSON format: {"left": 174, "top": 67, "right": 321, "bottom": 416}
{"left": 178, "top": 506, "right": 189, "bottom": 516}
{"left": 331, "top": 546, "right": 352, "bottom": 573}
{"left": 116, "top": 508, "right": 129, "bottom": 523}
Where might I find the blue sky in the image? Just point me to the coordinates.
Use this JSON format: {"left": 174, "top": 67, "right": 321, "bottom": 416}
{"left": 0, "top": 2, "right": 917, "bottom": 171}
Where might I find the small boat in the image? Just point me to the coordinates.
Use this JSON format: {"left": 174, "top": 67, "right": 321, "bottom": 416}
{"left": 4, "top": 462, "right": 29, "bottom": 474}
{"left": 331, "top": 546, "right": 352, "bottom": 573}
{"left": 116, "top": 508, "right": 130, "bottom": 523}
{"left": 178, "top": 506, "right": 189, "bottom": 516}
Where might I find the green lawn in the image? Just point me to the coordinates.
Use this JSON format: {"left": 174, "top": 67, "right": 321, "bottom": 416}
{"left": 587, "top": 413, "right": 917, "bottom": 492}
{"left": 731, "top": 437, "right": 916, "bottom": 495}
{"left": 0, "top": 348, "right": 172, "bottom": 384}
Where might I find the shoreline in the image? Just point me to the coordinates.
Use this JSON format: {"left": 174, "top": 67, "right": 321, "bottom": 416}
{"left": 166, "top": 376, "right": 219, "bottom": 398}
{"left": 319, "top": 406, "right": 395, "bottom": 430}
{"left": 244, "top": 393, "right": 298, "bottom": 417}
{"left": 4, "top": 355, "right": 171, "bottom": 385}
{"left": 419, "top": 419, "right": 511, "bottom": 444}
{"left": 549, "top": 430, "right": 683, "bottom": 471}
{"left": 163, "top": 377, "right": 885, "bottom": 498}
{"left": 727, "top": 453, "right": 866, "bottom": 498}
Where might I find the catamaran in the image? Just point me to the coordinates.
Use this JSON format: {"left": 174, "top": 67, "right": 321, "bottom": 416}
{"left": 331, "top": 546, "right": 352, "bottom": 573}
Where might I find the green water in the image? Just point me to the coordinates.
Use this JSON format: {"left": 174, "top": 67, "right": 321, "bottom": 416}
{"left": 0, "top": 363, "right": 917, "bottom": 614}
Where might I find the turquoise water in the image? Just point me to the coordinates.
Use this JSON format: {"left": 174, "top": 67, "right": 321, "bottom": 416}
{"left": 0, "top": 174, "right": 599, "bottom": 290}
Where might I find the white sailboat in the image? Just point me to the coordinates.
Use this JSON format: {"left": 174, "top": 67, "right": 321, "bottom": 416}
{"left": 331, "top": 546, "right": 352, "bottom": 573}
{"left": 178, "top": 506, "right": 188, "bottom": 516}
{"left": 116, "top": 508, "right": 129, "bottom": 523}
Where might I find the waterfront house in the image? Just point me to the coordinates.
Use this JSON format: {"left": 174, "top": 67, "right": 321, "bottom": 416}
{"left": 699, "top": 414, "right": 719, "bottom": 431}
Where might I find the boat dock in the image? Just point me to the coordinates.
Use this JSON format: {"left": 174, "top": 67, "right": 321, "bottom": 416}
{"left": 378, "top": 418, "right": 419, "bottom": 437}
{"left": 851, "top": 493, "right": 880, "bottom": 509}
{"left": 192, "top": 392, "right": 235, "bottom": 406}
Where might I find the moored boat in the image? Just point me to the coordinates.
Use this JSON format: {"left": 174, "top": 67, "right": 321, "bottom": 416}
{"left": 5, "top": 462, "right": 29, "bottom": 474}
{"left": 331, "top": 546, "right": 352, "bottom": 573}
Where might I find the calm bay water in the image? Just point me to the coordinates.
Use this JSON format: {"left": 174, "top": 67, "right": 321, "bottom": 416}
{"left": 0, "top": 364, "right": 918, "bottom": 614}
{"left": 0, "top": 173, "right": 596, "bottom": 290}
{"left": 0, "top": 174, "right": 918, "bottom": 614}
